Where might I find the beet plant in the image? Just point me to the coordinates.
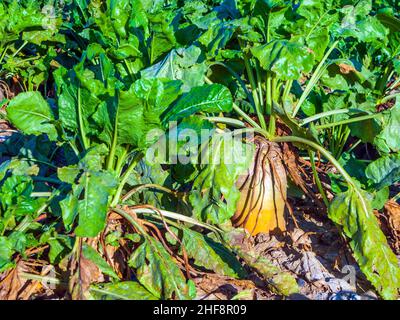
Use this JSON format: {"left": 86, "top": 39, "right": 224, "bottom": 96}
{"left": 1, "top": 0, "right": 400, "bottom": 300}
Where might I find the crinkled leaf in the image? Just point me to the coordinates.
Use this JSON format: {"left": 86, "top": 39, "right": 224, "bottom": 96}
{"left": 252, "top": 40, "right": 314, "bottom": 80}
{"left": 141, "top": 46, "right": 207, "bottom": 92}
{"left": 199, "top": 21, "right": 236, "bottom": 57}
{"left": 117, "top": 78, "right": 182, "bottom": 149}
{"left": 334, "top": 1, "right": 389, "bottom": 43}
{"left": 129, "top": 236, "right": 194, "bottom": 300}
{"left": 291, "top": 1, "right": 339, "bottom": 60}
{"left": 181, "top": 227, "right": 245, "bottom": 278}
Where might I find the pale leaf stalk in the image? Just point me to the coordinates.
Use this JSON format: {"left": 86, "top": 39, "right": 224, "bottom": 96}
{"left": 292, "top": 40, "right": 339, "bottom": 118}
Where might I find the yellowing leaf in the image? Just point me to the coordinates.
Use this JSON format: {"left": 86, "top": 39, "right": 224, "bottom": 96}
{"left": 329, "top": 187, "right": 400, "bottom": 299}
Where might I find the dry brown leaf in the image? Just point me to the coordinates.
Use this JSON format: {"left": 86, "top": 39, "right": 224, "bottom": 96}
{"left": 385, "top": 200, "right": 400, "bottom": 231}
{"left": 18, "top": 265, "right": 55, "bottom": 300}
{"left": 79, "top": 256, "right": 102, "bottom": 291}
{"left": 384, "top": 200, "right": 400, "bottom": 253}
{"left": 194, "top": 274, "right": 255, "bottom": 300}
{"left": 0, "top": 260, "right": 34, "bottom": 300}
{"left": 338, "top": 63, "right": 356, "bottom": 74}
{"left": 282, "top": 143, "right": 310, "bottom": 195}
{"left": 0, "top": 269, "right": 22, "bottom": 300}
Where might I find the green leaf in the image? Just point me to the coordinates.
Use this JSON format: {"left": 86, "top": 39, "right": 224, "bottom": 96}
{"left": 82, "top": 243, "right": 119, "bottom": 280}
{"left": 0, "top": 0, "right": 62, "bottom": 47}
{"left": 328, "top": 187, "right": 400, "bottom": 300}
{"left": 89, "top": 281, "right": 158, "bottom": 300}
{"left": 291, "top": 1, "right": 338, "bottom": 60}
{"left": 117, "top": 78, "right": 182, "bottom": 149}
{"left": 371, "top": 187, "right": 389, "bottom": 211}
{"left": 7, "top": 92, "right": 57, "bottom": 141}
{"left": 339, "top": 152, "right": 368, "bottom": 184}
{"left": 58, "top": 148, "right": 114, "bottom": 234}
{"left": 109, "top": 0, "right": 131, "bottom": 38}
{"left": 59, "top": 190, "right": 78, "bottom": 233}
{"left": 22, "top": 30, "right": 65, "bottom": 46}
{"left": 0, "top": 236, "right": 14, "bottom": 272}
{"left": 349, "top": 116, "right": 383, "bottom": 144}
{"left": 334, "top": 1, "right": 389, "bottom": 43}
{"left": 141, "top": 46, "right": 207, "bottom": 92}
{"left": 199, "top": 21, "right": 236, "bottom": 57}
{"left": 48, "top": 237, "right": 72, "bottom": 264}
{"left": 0, "top": 161, "right": 10, "bottom": 181}
{"left": 181, "top": 227, "right": 245, "bottom": 278}
{"left": 374, "top": 101, "right": 400, "bottom": 153}
{"left": 0, "top": 174, "right": 44, "bottom": 221}
{"left": 57, "top": 166, "right": 81, "bottom": 185}
{"left": 54, "top": 65, "right": 109, "bottom": 141}
{"left": 147, "top": 10, "right": 177, "bottom": 63}
{"left": 74, "top": 171, "right": 117, "bottom": 237}
{"left": 189, "top": 134, "right": 254, "bottom": 224}
{"left": 366, "top": 153, "right": 400, "bottom": 189}
{"left": 252, "top": 40, "right": 314, "bottom": 80}
{"left": 377, "top": 13, "right": 400, "bottom": 33}
{"left": 164, "top": 84, "right": 233, "bottom": 122}
{"left": 129, "top": 236, "right": 194, "bottom": 300}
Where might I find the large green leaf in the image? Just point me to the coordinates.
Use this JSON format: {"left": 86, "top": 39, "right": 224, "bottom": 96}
{"left": 146, "top": 10, "right": 178, "bottom": 63}
{"left": 0, "top": 236, "right": 14, "bottom": 272}
{"left": 164, "top": 84, "right": 233, "bottom": 122}
{"left": 252, "top": 40, "right": 314, "bottom": 80}
{"left": 0, "top": 0, "right": 63, "bottom": 47}
{"left": 7, "top": 92, "right": 57, "bottom": 141}
{"left": 334, "top": 0, "right": 388, "bottom": 43}
{"left": 189, "top": 134, "right": 254, "bottom": 224}
{"left": 181, "top": 227, "right": 246, "bottom": 278}
{"left": 198, "top": 21, "right": 236, "bottom": 57}
{"left": 374, "top": 101, "right": 400, "bottom": 153}
{"left": 47, "top": 237, "right": 72, "bottom": 265}
{"left": 349, "top": 116, "right": 383, "bottom": 144}
{"left": 329, "top": 187, "right": 400, "bottom": 300}
{"left": 141, "top": 46, "right": 207, "bottom": 92}
{"left": 64, "top": 170, "right": 117, "bottom": 237}
{"left": 250, "top": 0, "right": 290, "bottom": 41}
{"left": 109, "top": 0, "right": 131, "bottom": 38}
{"left": 117, "top": 78, "right": 182, "bottom": 149}
{"left": 0, "top": 174, "right": 45, "bottom": 223}
{"left": 366, "top": 153, "right": 400, "bottom": 189}
{"left": 89, "top": 281, "right": 158, "bottom": 300}
{"left": 59, "top": 191, "right": 80, "bottom": 233}
{"left": 22, "top": 29, "right": 65, "bottom": 46}
{"left": 291, "top": 0, "right": 338, "bottom": 60}
{"left": 54, "top": 67, "right": 101, "bottom": 135}
{"left": 129, "top": 236, "right": 195, "bottom": 300}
